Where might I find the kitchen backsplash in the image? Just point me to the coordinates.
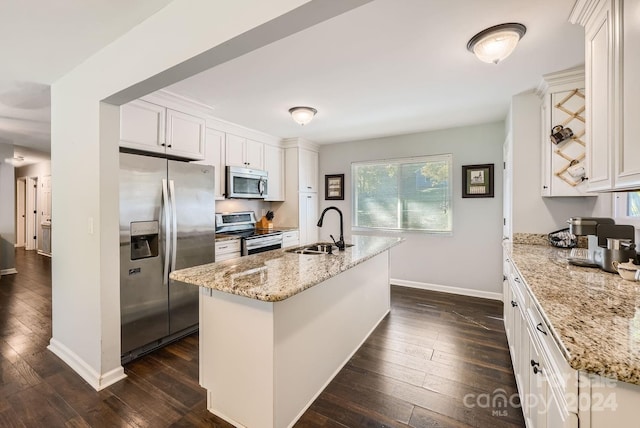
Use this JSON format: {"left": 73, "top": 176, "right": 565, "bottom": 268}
{"left": 215, "top": 199, "right": 273, "bottom": 219}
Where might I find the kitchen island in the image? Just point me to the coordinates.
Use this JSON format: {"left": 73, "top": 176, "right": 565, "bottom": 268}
{"left": 170, "top": 235, "right": 403, "bottom": 428}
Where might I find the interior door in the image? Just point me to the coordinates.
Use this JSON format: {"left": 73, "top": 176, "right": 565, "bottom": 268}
{"left": 167, "top": 160, "right": 215, "bottom": 334}
{"left": 16, "top": 178, "right": 26, "bottom": 247}
{"left": 119, "top": 152, "right": 168, "bottom": 355}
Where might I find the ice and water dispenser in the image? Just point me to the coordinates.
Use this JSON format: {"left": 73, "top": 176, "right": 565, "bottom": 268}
{"left": 130, "top": 221, "right": 159, "bottom": 260}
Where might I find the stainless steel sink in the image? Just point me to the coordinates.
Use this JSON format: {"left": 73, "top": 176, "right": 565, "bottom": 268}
{"left": 285, "top": 242, "right": 353, "bottom": 255}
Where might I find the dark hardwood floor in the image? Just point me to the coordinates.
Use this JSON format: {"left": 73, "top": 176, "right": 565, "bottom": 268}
{"left": 0, "top": 248, "right": 524, "bottom": 427}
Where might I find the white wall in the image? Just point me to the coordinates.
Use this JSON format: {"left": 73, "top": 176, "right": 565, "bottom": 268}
{"left": 0, "top": 143, "right": 16, "bottom": 274}
{"left": 15, "top": 160, "right": 51, "bottom": 178}
{"left": 49, "top": 0, "right": 371, "bottom": 390}
{"left": 318, "top": 122, "right": 505, "bottom": 296}
{"left": 509, "top": 91, "right": 611, "bottom": 234}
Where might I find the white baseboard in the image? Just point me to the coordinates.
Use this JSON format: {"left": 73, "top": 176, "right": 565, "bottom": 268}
{"left": 37, "top": 250, "right": 52, "bottom": 258}
{"left": 0, "top": 268, "right": 18, "bottom": 276}
{"left": 391, "top": 278, "right": 502, "bottom": 301}
{"left": 48, "top": 338, "right": 127, "bottom": 391}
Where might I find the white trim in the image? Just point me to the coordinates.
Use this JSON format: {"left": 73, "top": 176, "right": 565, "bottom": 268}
{"left": 0, "top": 268, "right": 18, "bottom": 276}
{"left": 391, "top": 278, "right": 502, "bottom": 301}
{"left": 47, "top": 339, "right": 127, "bottom": 391}
{"left": 36, "top": 251, "right": 52, "bottom": 258}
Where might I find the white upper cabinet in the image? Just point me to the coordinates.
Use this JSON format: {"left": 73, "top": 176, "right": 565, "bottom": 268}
{"left": 165, "top": 109, "right": 206, "bottom": 159}
{"left": 120, "top": 99, "right": 205, "bottom": 160}
{"left": 225, "top": 134, "right": 264, "bottom": 170}
{"left": 263, "top": 144, "right": 284, "bottom": 201}
{"left": 193, "top": 128, "right": 226, "bottom": 200}
{"left": 572, "top": 0, "right": 640, "bottom": 191}
{"left": 299, "top": 148, "right": 318, "bottom": 193}
{"left": 120, "top": 100, "right": 166, "bottom": 154}
{"left": 538, "top": 67, "right": 592, "bottom": 197}
{"left": 617, "top": 0, "right": 640, "bottom": 189}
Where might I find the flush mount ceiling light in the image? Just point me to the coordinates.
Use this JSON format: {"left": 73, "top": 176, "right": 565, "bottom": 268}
{"left": 289, "top": 106, "right": 317, "bottom": 126}
{"left": 467, "top": 23, "right": 526, "bottom": 64}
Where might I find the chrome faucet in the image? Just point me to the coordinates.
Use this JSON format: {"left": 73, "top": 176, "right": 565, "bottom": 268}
{"left": 317, "top": 206, "right": 345, "bottom": 251}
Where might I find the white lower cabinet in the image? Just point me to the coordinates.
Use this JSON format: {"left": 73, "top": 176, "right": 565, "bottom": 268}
{"left": 503, "top": 253, "right": 640, "bottom": 428}
{"left": 282, "top": 230, "right": 299, "bottom": 248}
{"left": 215, "top": 239, "right": 241, "bottom": 261}
{"left": 504, "top": 255, "right": 578, "bottom": 428}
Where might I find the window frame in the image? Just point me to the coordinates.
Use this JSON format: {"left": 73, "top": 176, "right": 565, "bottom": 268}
{"left": 614, "top": 191, "right": 640, "bottom": 229}
{"left": 351, "top": 154, "right": 453, "bottom": 235}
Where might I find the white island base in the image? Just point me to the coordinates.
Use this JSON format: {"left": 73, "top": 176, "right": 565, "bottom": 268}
{"left": 198, "top": 251, "right": 391, "bottom": 428}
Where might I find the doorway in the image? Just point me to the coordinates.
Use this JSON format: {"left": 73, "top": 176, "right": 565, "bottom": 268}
{"left": 24, "top": 176, "right": 38, "bottom": 251}
{"left": 16, "top": 178, "right": 26, "bottom": 247}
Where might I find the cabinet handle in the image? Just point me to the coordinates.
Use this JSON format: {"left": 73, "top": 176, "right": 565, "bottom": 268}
{"left": 543, "top": 185, "right": 548, "bottom": 189}
{"left": 510, "top": 300, "right": 518, "bottom": 307}
{"left": 536, "top": 323, "right": 547, "bottom": 335}
{"left": 307, "top": 186, "right": 312, "bottom": 189}
{"left": 531, "top": 360, "right": 541, "bottom": 374}
{"left": 160, "top": 143, "right": 166, "bottom": 147}
{"left": 167, "top": 144, "right": 172, "bottom": 148}
{"left": 218, "top": 245, "right": 228, "bottom": 249}
{"left": 514, "top": 277, "right": 521, "bottom": 283}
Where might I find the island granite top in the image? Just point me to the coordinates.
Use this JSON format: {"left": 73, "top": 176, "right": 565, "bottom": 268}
{"left": 506, "top": 241, "right": 640, "bottom": 385}
{"left": 171, "top": 235, "right": 403, "bottom": 302}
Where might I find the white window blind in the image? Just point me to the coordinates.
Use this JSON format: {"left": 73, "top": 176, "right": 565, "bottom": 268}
{"left": 352, "top": 154, "right": 452, "bottom": 233}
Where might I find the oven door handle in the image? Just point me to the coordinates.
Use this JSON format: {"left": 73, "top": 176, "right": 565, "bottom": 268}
{"left": 245, "top": 236, "right": 283, "bottom": 249}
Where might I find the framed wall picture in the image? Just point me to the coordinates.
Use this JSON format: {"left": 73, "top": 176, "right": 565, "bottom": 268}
{"left": 325, "top": 174, "right": 344, "bottom": 200}
{"left": 462, "top": 164, "right": 494, "bottom": 198}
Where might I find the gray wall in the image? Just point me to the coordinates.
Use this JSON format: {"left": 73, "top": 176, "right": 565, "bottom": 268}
{"left": 0, "top": 143, "right": 16, "bottom": 273}
{"left": 318, "top": 122, "right": 505, "bottom": 295}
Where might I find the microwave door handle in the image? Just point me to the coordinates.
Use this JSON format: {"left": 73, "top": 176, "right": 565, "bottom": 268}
{"left": 169, "top": 179, "right": 178, "bottom": 272}
{"left": 259, "top": 178, "right": 265, "bottom": 196}
{"left": 162, "top": 179, "right": 171, "bottom": 286}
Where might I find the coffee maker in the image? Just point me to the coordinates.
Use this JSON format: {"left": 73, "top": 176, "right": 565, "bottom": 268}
{"left": 567, "top": 217, "right": 637, "bottom": 272}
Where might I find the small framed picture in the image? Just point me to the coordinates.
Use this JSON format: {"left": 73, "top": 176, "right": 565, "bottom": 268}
{"left": 462, "top": 164, "right": 494, "bottom": 198}
{"left": 325, "top": 174, "right": 344, "bottom": 200}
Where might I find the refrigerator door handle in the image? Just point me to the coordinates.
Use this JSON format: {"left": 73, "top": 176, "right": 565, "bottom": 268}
{"left": 169, "top": 179, "right": 178, "bottom": 272}
{"left": 162, "top": 179, "right": 171, "bottom": 286}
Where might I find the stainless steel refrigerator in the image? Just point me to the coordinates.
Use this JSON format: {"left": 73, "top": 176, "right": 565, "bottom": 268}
{"left": 119, "top": 152, "right": 215, "bottom": 363}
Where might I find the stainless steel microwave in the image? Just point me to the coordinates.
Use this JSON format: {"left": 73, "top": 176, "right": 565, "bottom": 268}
{"left": 225, "top": 166, "right": 268, "bottom": 199}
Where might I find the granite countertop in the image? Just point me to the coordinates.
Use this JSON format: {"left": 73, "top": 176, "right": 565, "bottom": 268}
{"left": 171, "top": 235, "right": 403, "bottom": 302}
{"left": 505, "top": 241, "right": 640, "bottom": 385}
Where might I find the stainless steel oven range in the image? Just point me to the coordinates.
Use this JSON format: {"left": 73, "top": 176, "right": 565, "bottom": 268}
{"left": 215, "top": 211, "right": 283, "bottom": 256}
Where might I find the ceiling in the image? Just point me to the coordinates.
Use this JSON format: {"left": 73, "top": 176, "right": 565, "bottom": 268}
{"left": 166, "top": 0, "right": 585, "bottom": 144}
{"left": 0, "top": 0, "right": 584, "bottom": 161}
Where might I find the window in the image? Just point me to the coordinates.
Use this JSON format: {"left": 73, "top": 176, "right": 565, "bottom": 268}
{"left": 352, "top": 154, "right": 452, "bottom": 233}
{"left": 628, "top": 191, "right": 640, "bottom": 217}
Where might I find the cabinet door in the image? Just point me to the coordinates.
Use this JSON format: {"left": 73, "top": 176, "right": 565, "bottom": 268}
{"left": 617, "top": 0, "right": 640, "bottom": 189}
{"left": 585, "top": 0, "right": 615, "bottom": 191}
{"left": 528, "top": 333, "right": 548, "bottom": 428}
{"left": 120, "top": 100, "right": 165, "bottom": 154}
{"left": 298, "top": 193, "right": 318, "bottom": 245}
{"left": 264, "top": 144, "right": 284, "bottom": 201}
{"left": 225, "top": 134, "right": 246, "bottom": 167}
{"left": 540, "top": 102, "right": 552, "bottom": 196}
{"left": 165, "top": 109, "right": 205, "bottom": 160}
{"left": 194, "top": 129, "right": 226, "bottom": 199}
{"left": 299, "top": 149, "right": 318, "bottom": 192}
{"left": 245, "top": 140, "right": 264, "bottom": 170}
